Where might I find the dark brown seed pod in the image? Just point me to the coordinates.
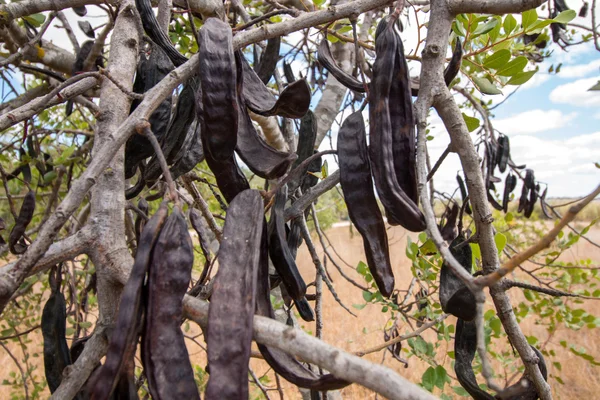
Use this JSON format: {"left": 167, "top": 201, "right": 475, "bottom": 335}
{"left": 256, "top": 227, "right": 350, "bottom": 390}
{"left": 502, "top": 173, "right": 517, "bottom": 213}
{"left": 317, "top": 39, "right": 365, "bottom": 93}
{"left": 283, "top": 60, "right": 296, "bottom": 83}
{"left": 524, "top": 183, "right": 539, "bottom": 218}
{"left": 293, "top": 297, "right": 315, "bottom": 322}
{"left": 454, "top": 319, "right": 495, "bottom": 400}
{"left": 169, "top": 120, "right": 204, "bottom": 180}
{"left": 134, "top": 198, "right": 149, "bottom": 243}
{"left": 239, "top": 54, "right": 311, "bottom": 118}
{"left": 487, "top": 182, "right": 504, "bottom": 211}
{"left": 78, "top": 20, "right": 95, "bottom": 39}
{"left": 338, "top": 112, "right": 394, "bottom": 297}
{"left": 457, "top": 174, "right": 472, "bottom": 215}
{"left": 234, "top": 52, "right": 297, "bottom": 179}
{"left": 42, "top": 268, "right": 72, "bottom": 394}
{"left": 439, "top": 234, "right": 476, "bottom": 321}
{"left": 141, "top": 207, "right": 199, "bottom": 400}
{"left": 368, "top": 19, "right": 425, "bottom": 232}
{"left": 205, "top": 190, "right": 264, "bottom": 400}
{"left": 519, "top": 169, "right": 535, "bottom": 214}
{"left": 198, "top": 18, "right": 239, "bottom": 161}
{"left": 444, "top": 39, "right": 463, "bottom": 87}
{"left": 9, "top": 190, "right": 35, "bottom": 254}
{"left": 255, "top": 36, "right": 281, "bottom": 84}
{"left": 539, "top": 187, "right": 552, "bottom": 219}
{"left": 579, "top": 1, "right": 589, "bottom": 17}
{"left": 72, "top": 6, "right": 87, "bottom": 16}
{"left": 268, "top": 186, "right": 307, "bottom": 300}
{"left": 66, "top": 40, "right": 103, "bottom": 116}
{"left": 89, "top": 203, "right": 169, "bottom": 400}
{"left": 125, "top": 163, "right": 147, "bottom": 200}
{"left": 439, "top": 203, "right": 459, "bottom": 242}
{"left": 497, "top": 135, "right": 510, "bottom": 173}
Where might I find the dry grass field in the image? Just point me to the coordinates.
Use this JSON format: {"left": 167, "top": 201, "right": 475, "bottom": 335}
{"left": 1, "top": 219, "right": 598, "bottom": 399}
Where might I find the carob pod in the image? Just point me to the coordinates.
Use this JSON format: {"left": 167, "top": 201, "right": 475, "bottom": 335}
{"left": 368, "top": 18, "right": 425, "bottom": 232}
{"left": 580, "top": 1, "right": 589, "bottom": 17}
{"left": 539, "top": 187, "right": 552, "bottom": 219}
{"left": 256, "top": 225, "right": 350, "bottom": 390}
{"left": 89, "top": 203, "right": 168, "bottom": 400}
{"left": 134, "top": 198, "right": 149, "bottom": 244}
{"left": 141, "top": 207, "right": 199, "bottom": 400}
{"left": 317, "top": 39, "right": 365, "bottom": 93}
{"left": 502, "top": 173, "right": 517, "bottom": 213}
{"left": 125, "top": 44, "right": 174, "bottom": 179}
{"left": 525, "top": 183, "right": 539, "bottom": 219}
{"left": 439, "top": 234, "right": 476, "bottom": 321}
{"left": 389, "top": 24, "right": 418, "bottom": 204}
{"left": 42, "top": 267, "right": 72, "bottom": 394}
{"left": 255, "top": 36, "right": 281, "bottom": 84}
{"left": 496, "top": 135, "right": 510, "bottom": 173}
{"left": 198, "top": 18, "right": 239, "bottom": 161}
{"left": 72, "top": 6, "right": 87, "bottom": 16}
{"left": 66, "top": 40, "right": 103, "bottom": 116}
{"left": 239, "top": 54, "right": 311, "bottom": 118}
{"left": 338, "top": 112, "right": 395, "bottom": 297}
{"left": 454, "top": 319, "right": 495, "bottom": 400}
{"left": 9, "top": 190, "right": 35, "bottom": 254}
{"left": 125, "top": 163, "right": 147, "bottom": 200}
{"left": 169, "top": 120, "right": 205, "bottom": 180}
{"left": 518, "top": 169, "right": 535, "bottom": 215}
{"left": 268, "top": 186, "right": 307, "bottom": 301}
{"left": 135, "top": 0, "right": 188, "bottom": 66}
{"left": 205, "top": 190, "right": 264, "bottom": 399}
{"left": 6, "top": 148, "right": 32, "bottom": 184}
{"left": 439, "top": 202, "right": 459, "bottom": 242}
{"left": 78, "top": 20, "right": 96, "bottom": 39}
{"left": 283, "top": 60, "right": 296, "bottom": 84}
{"left": 410, "top": 38, "right": 463, "bottom": 96}
{"left": 487, "top": 182, "right": 504, "bottom": 211}
{"left": 234, "top": 52, "right": 297, "bottom": 179}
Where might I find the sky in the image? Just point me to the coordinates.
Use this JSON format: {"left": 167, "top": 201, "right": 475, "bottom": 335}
{"left": 6, "top": 1, "right": 600, "bottom": 198}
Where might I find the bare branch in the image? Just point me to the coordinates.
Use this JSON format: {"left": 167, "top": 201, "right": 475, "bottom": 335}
{"left": 0, "top": 0, "right": 106, "bottom": 25}
{"left": 448, "top": 0, "right": 547, "bottom": 15}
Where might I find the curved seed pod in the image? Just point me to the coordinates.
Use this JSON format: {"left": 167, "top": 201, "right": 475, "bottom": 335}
{"left": 293, "top": 297, "right": 315, "bottom": 322}
{"left": 198, "top": 18, "right": 238, "bottom": 161}
{"left": 456, "top": 174, "right": 472, "bottom": 215}
{"left": 89, "top": 204, "right": 169, "bottom": 400}
{"left": 78, "top": 20, "right": 95, "bottom": 39}
{"left": 141, "top": 207, "right": 200, "bottom": 400}
{"left": 502, "top": 173, "right": 517, "bottom": 213}
{"left": 524, "top": 169, "right": 535, "bottom": 189}
{"left": 268, "top": 186, "right": 307, "bottom": 300}
{"left": 125, "top": 44, "right": 174, "bottom": 179}
{"left": 317, "top": 39, "right": 365, "bottom": 93}
{"left": 288, "top": 111, "right": 318, "bottom": 193}
{"left": 66, "top": 40, "right": 103, "bottom": 116}
{"left": 338, "top": 112, "right": 394, "bottom": 297}
{"left": 439, "top": 234, "right": 476, "bottom": 321}
{"left": 539, "top": 187, "right": 552, "bottom": 219}
{"left": 519, "top": 169, "right": 535, "bottom": 214}
{"left": 524, "top": 183, "right": 539, "bottom": 218}
{"left": 256, "top": 36, "right": 281, "bottom": 84}
{"left": 443, "top": 39, "right": 463, "bottom": 87}
{"left": 9, "top": 190, "right": 35, "bottom": 255}
{"left": 496, "top": 347, "right": 548, "bottom": 400}
{"left": 454, "top": 319, "right": 495, "bottom": 400}
{"left": 169, "top": 120, "right": 205, "bottom": 180}
{"left": 389, "top": 27, "right": 418, "bottom": 204}
{"left": 234, "top": 52, "right": 297, "bottom": 179}
{"left": 368, "top": 19, "right": 425, "bottom": 232}
{"left": 518, "top": 183, "right": 529, "bottom": 214}
{"left": 580, "top": 1, "right": 589, "bottom": 17}
{"left": 135, "top": 0, "right": 188, "bottom": 66}
{"left": 487, "top": 182, "right": 504, "bottom": 211}
{"left": 205, "top": 190, "right": 264, "bottom": 400}
{"left": 42, "top": 269, "right": 72, "bottom": 393}
{"left": 283, "top": 60, "right": 296, "bottom": 83}
{"left": 256, "top": 226, "right": 350, "bottom": 390}
{"left": 240, "top": 54, "right": 311, "bottom": 118}
{"left": 302, "top": 152, "right": 322, "bottom": 193}
{"left": 73, "top": 6, "right": 87, "bottom": 16}
{"left": 125, "top": 164, "right": 147, "bottom": 200}
{"left": 439, "top": 203, "right": 459, "bottom": 242}
{"left": 134, "top": 198, "right": 149, "bottom": 243}
{"left": 497, "top": 135, "right": 510, "bottom": 173}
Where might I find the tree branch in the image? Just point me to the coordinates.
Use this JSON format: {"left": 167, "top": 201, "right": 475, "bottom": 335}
{"left": 448, "top": 0, "right": 547, "bottom": 15}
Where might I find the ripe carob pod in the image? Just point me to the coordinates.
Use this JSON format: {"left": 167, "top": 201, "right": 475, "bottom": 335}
{"left": 389, "top": 25, "right": 418, "bottom": 204}
{"left": 496, "top": 135, "right": 510, "bottom": 173}
{"left": 439, "top": 234, "right": 476, "bottom": 321}
{"left": 410, "top": 38, "right": 463, "bottom": 96}
{"left": 42, "top": 267, "right": 72, "bottom": 394}
{"left": 125, "top": 44, "right": 174, "bottom": 179}
{"left": 487, "top": 182, "right": 504, "bottom": 211}
{"left": 89, "top": 203, "right": 168, "bottom": 400}
{"left": 518, "top": 169, "right": 535, "bottom": 216}
{"left": 239, "top": 54, "right": 311, "bottom": 118}
{"left": 456, "top": 174, "right": 472, "bottom": 215}
{"left": 368, "top": 18, "right": 425, "bottom": 232}
{"left": 255, "top": 36, "right": 281, "bottom": 84}
{"left": 525, "top": 183, "right": 539, "bottom": 219}
{"left": 136, "top": 0, "right": 188, "bottom": 66}
{"left": 9, "top": 190, "right": 35, "bottom": 254}
{"left": 439, "top": 202, "right": 459, "bottom": 242}
{"left": 234, "top": 52, "right": 297, "bottom": 179}
{"left": 72, "top": 6, "right": 87, "bottom": 16}
{"left": 66, "top": 40, "right": 103, "bottom": 116}
{"left": 256, "top": 226, "right": 350, "bottom": 390}
{"left": 125, "top": 163, "right": 147, "bottom": 200}
{"left": 268, "top": 186, "right": 307, "bottom": 301}
{"left": 141, "top": 207, "right": 199, "bottom": 400}
{"left": 134, "top": 198, "right": 149, "bottom": 244}
{"left": 78, "top": 20, "right": 96, "bottom": 39}
{"left": 205, "top": 190, "right": 264, "bottom": 399}
{"left": 338, "top": 112, "right": 394, "bottom": 297}
{"left": 454, "top": 319, "right": 495, "bottom": 400}
{"left": 283, "top": 60, "right": 296, "bottom": 84}
{"left": 169, "top": 120, "right": 204, "bottom": 180}
{"left": 198, "top": 18, "right": 239, "bottom": 161}
{"left": 539, "top": 187, "right": 552, "bottom": 219}
{"left": 317, "top": 39, "right": 365, "bottom": 93}
{"left": 503, "top": 173, "right": 517, "bottom": 213}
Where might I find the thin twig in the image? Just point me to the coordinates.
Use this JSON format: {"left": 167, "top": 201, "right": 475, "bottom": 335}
{"left": 427, "top": 145, "right": 451, "bottom": 181}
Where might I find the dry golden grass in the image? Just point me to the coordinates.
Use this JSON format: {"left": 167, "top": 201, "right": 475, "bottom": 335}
{"left": 1, "top": 221, "right": 599, "bottom": 399}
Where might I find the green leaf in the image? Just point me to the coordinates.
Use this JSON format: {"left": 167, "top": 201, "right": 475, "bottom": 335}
{"left": 422, "top": 367, "right": 436, "bottom": 392}
{"left": 452, "top": 386, "right": 470, "bottom": 396}
{"left": 494, "top": 232, "right": 507, "bottom": 254}
{"left": 23, "top": 13, "right": 45, "bottom": 27}
{"left": 470, "top": 243, "right": 481, "bottom": 263}
{"left": 352, "top": 303, "right": 367, "bottom": 310}
{"left": 313, "top": 0, "right": 326, "bottom": 7}
{"left": 483, "top": 49, "right": 511, "bottom": 70}
{"left": 503, "top": 14, "right": 517, "bottom": 35}
{"left": 356, "top": 261, "right": 368, "bottom": 275}
{"left": 420, "top": 239, "right": 438, "bottom": 255}
{"left": 326, "top": 33, "right": 339, "bottom": 43}
{"left": 521, "top": 9, "right": 538, "bottom": 29}
{"left": 362, "top": 290, "right": 373, "bottom": 302}
{"left": 497, "top": 56, "right": 528, "bottom": 76}
{"left": 472, "top": 19, "right": 498, "bottom": 36}
{"left": 321, "top": 159, "right": 328, "bottom": 179}
{"left": 507, "top": 70, "right": 537, "bottom": 85}
{"left": 462, "top": 113, "right": 481, "bottom": 132}
{"left": 473, "top": 76, "right": 503, "bottom": 95}
{"left": 434, "top": 365, "right": 448, "bottom": 389}
{"left": 43, "top": 170, "right": 57, "bottom": 184}
{"left": 505, "top": 212, "right": 514, "bottom": 223}
{"left": 527, "top": 19, "right": 553, "bottom": 33}
{"left": 553, "top": 9, "right": 577, "bottom": 24}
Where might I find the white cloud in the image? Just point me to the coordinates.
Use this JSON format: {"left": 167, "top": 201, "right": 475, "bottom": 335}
{"left": 556, "top": 59, "right": 600, "bottom": 79}
{"left": 494, "top": 109, "right": 577, "bottom": 134}
{"left": 549, "top": 78, "right": 600, "bottom": 107}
